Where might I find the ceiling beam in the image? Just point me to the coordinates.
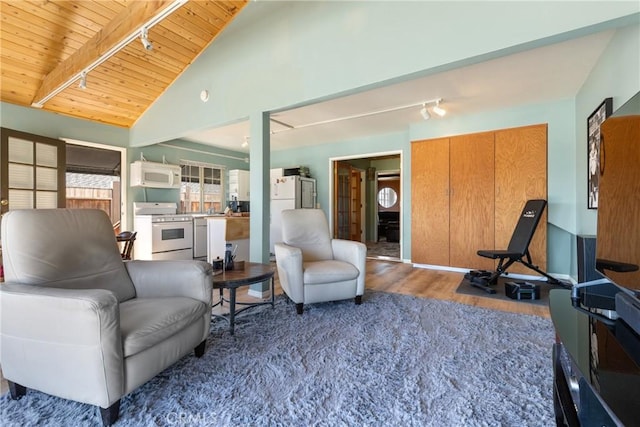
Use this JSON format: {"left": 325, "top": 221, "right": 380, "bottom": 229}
{"left": 32, "top": 0, "right": 180, "bottom": 106}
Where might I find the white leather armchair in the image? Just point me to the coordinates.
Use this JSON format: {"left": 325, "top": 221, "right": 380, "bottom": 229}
{"left": 274, "top": 209, "right": 366, "bottom": 314}
{"left": 0, "top": 209, "right": 212, "bottom": 426}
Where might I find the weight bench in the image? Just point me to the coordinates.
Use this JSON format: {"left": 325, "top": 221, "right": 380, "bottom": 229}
{"left": 473, "top": 199, "right": 564, "bottom": 293}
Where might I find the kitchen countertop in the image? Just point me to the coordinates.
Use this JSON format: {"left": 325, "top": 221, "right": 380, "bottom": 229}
{"left": 206, "top": 215, "right": 249, "bottom": 240}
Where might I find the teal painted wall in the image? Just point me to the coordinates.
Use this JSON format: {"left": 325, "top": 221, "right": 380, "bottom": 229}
{"left": 0, "top": 102, "right": 128, "bottom": 146}
{"left": 270, "top": 22, "right": 639, "bottom": 277}
{"left": 2, "top": 2, "right": 638, "bottom": 280}
{"left": 272, "top": 131, "right": 407, "bottom": 213}
{"left": 131, "top": 1, "right": 639, "bottom": 146}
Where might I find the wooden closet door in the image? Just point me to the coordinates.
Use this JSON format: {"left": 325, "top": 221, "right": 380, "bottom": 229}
{"left": 411, "top": 138, "right": 449, "bottom": 265}
{"left": 494, "top": 124, "right": 548, "bottom": 273}
{"left": 449, "top": 132, "right": 495, "bottom": 269}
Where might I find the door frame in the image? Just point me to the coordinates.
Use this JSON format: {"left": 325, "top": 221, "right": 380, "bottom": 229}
{"left": 328, "top": 150, "right": 403, "bottom": 256}
{"left": 375, "top": 168, "right": 401, "bottom": 242}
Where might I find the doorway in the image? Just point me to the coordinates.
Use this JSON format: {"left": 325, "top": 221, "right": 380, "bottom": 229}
{"left": 63, "top": 139, "right": 128, "bottom": 231}
{"left": 330, "top": 152, "right": 401, "bottom": 261}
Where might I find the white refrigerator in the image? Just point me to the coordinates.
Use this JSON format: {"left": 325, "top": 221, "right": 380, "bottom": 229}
{"left": 270, "top": 175, "right": 317, "bottom": 254}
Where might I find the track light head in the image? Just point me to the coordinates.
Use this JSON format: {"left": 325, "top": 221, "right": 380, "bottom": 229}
{"left": 78, "top": 72, "right": 87, "bottom": 89}
{"left": 420, "top": 104, "right": 431, "bottom": 120}
{"left": 432, "top": 100, "right": 446, "bottom": 117}
{"left": 241, "top": 136, "right": 249, "bottom": 148}
{"left": 140, "top": 27, "right": 153, "bottom": 51}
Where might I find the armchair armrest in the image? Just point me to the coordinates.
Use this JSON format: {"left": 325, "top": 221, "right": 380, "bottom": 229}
{"left": 125, "top": 260, "right": 213, "bottom": 305}
{"left": 274, "top": 243, "right": 304, "bottom": 303}
{"left": 0, "top": 283, "right": 123, "bottom": 407}
{"left": 331, "top": 239, "right": 367, "bottom": 295}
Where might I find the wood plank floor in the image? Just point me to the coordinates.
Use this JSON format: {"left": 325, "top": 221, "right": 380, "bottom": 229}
{"left": 228, "top": 258, "right": 550, "bottom": 318}
{"left": 0, "top": 259, "right": 549, "bottom": 397}
{"left": 364, "top": 259, "right": 550, "bottom": 318}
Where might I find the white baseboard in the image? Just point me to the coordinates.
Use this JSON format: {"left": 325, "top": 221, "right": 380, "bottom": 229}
{"left": 411, "top": 263, "right": 576, "bottom": 284}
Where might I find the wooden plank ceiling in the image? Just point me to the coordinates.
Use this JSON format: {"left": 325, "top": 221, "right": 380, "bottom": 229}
{"left": 0, "top": 0, "right": 247, "bottom": 128}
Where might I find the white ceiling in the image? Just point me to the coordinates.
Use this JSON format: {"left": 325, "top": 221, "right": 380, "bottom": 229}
{"left": 183, "top": 30, "right": 614, "bottom": 153}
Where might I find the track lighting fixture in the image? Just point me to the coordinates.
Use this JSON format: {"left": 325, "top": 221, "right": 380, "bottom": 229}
{"left": 140, "top": 27, "right": 153, "bottom": 51}
{"left": 271, "top": 97, "right": 448, "bottom": 134}
{"left": 78, "top": 72, "right": 87, "bottom": 89}
{"left": 432, "top": 100, "right": 446, "bottom": 117}
{"left": 420, "top": 103, "right": 431, "bottom": 120}
{"left": 32, "top": 0, "right": 187, "bottom": 108}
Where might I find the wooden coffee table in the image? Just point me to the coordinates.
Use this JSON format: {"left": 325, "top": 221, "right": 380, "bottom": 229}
{"left": 211, "top": 262, "right": 275, "bottom": 334}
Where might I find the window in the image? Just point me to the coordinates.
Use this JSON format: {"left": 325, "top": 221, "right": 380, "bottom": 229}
{"left": 180, "top": 161, "right": 224, "bottom": 213}
{"left": 1, "top": 128, "right": 66, "bottom": 213}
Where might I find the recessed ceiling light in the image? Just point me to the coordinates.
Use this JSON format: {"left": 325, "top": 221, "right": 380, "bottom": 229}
{"left": 200, "top": 90, "right": 209, "bottom": 102}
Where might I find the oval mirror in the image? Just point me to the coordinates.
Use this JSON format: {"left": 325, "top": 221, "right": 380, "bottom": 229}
{"left": 378, "top": 187, "right": 397, "bottom": 208}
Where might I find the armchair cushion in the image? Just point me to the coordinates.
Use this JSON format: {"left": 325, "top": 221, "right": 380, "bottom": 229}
{"left": 120, "top": 297, "right": 208, "bottom": 357}
{"left": 303, "top": 260, "right": 359, "bottom": 285}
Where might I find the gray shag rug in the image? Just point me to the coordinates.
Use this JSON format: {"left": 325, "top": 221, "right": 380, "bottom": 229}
{"left": 0, "top": 292, "right": 555, "bottom": 426}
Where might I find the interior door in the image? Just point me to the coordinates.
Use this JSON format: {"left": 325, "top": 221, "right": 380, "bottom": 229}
{"left": 334, "top": 161, "right": 351, "bottom": 239}
{"left": 411, "top": 138, "right": 450, "bottom": 266}
{"left": 1, "top": 128, "right": 66, "bottom": 215}
{"left": 494, "top": 124, "right": 548, "bottom": 273}
{"left": 349, "top": 168, "right": 362, "bottom": 242}
{"left": 449, "top": 131, "right": 495, "bottom": 270}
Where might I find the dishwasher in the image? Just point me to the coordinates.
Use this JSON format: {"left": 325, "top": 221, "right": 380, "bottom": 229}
{"left": 193, "top": 217, "right": 208, "bottom": 260}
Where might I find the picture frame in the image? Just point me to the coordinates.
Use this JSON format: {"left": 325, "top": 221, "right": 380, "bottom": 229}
{"left": 587, "top": 97, "right": 612, "bottom": 209}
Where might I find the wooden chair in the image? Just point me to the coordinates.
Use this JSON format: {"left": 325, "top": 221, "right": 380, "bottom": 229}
{"left": 116, "top": 231, "right": 137, "bottom": 260}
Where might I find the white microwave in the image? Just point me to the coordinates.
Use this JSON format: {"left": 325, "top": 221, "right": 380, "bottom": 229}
{"left": 130, "top": 161, "right": 181, "bottom": 188}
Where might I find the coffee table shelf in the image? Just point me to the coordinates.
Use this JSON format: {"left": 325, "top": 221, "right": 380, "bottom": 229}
{"left": 211, "top": 262, "right": 275, "bottom": 334}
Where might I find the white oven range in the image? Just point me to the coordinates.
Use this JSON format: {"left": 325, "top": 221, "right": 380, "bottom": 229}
{"left": 133, "top": 202, "right": 194, "bottom": 260}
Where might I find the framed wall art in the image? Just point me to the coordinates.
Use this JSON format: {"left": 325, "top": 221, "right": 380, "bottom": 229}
{"left": 587, "top": 97, "right": 613, "bottom": 209}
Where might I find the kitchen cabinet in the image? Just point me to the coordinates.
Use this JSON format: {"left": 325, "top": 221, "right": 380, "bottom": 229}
{"left": 207, "top": 216, "right": 250, "bottom": 264}
{"left": 193, "top": 217, "right": 207, "bottom": 259}
{"left": 229, "top": 169, "right": 250, "bottom": 202}
{"left": 411, "top": 124, "right": 547, "bottom": 270}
